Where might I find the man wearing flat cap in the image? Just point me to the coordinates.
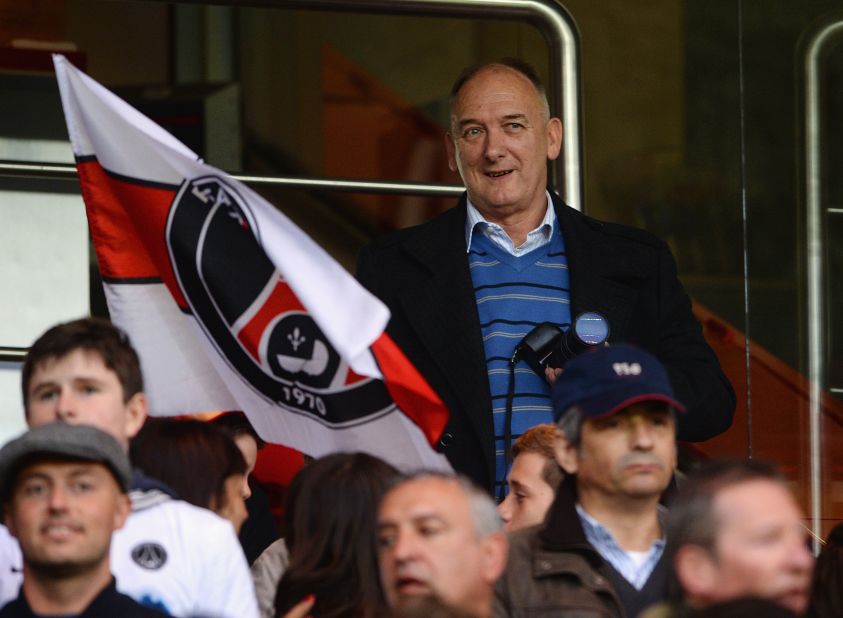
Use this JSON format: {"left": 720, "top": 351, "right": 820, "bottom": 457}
{"left": 495, "top": 344, "right": 681, "bottom": 618}
{"left": 0, "top": 423, "right": 164, "bottom": 617}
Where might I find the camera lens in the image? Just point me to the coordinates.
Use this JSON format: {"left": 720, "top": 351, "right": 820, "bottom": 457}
{"left": 574, "top": 311, "right": 610, "bottom": 345}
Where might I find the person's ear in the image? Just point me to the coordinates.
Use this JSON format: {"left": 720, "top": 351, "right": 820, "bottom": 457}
{"left": 123, "top": 392, "right": 148, "bottom": 441}
{"left": 445, "top": 132, "right": 458, "bottom": 172}
{"left": 480, "top": 532, "right": 509, "bottom": 583}
{"left": 553, "top": 426, "right": 579, "bottom": 475}
{"left": 546, "top": 118, "right": 563, "bottom": 161}
{"left": 674, "top": 544, "right": 720, "bottom": 603}
{"left": 113, "top": 492, "right": 132, "bottom": 531}
{"left": 4, "top": 506, "right": 16, "bottom": 539}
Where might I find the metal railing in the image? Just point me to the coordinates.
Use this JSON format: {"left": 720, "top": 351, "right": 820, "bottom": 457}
{"left": 801, "top": 12, "right": 843, "bottom": 551}
{"left": 0, "top": 0, "right": 582, "bottom": 362}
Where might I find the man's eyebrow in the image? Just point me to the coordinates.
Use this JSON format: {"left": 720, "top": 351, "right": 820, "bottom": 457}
{"left": 457, "top": 117, "right": 483, "bottom": 129}
{"left": 501, "top": 113, "right": 529, "bottom": 122}
{"left": 17, "top": 471, "right": 50, "bottom": 483}
{"left": 410, "top": 513, "right": 448, "bottom": 527}
{"left": 29, "top": 380, "right": 57, "bottom": 391}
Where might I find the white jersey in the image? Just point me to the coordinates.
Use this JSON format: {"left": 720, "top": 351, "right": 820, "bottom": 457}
{"left": 0, "top": 490, "right": 258, "bottom": 618}
{"left": 0, "top": 525, "right": 20, "bottom": 607}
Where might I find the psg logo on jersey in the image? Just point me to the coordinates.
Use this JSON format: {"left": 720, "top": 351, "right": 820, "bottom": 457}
{"left": 165, "top": 175, "right": 394, "bottom": 427}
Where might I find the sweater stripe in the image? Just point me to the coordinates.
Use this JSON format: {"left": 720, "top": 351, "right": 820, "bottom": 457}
{"left": 469, "top": 229, "right": 571, "bottom": 489}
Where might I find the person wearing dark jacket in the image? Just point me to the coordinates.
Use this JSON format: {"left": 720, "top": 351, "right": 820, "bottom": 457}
{"left": 357, "top": 58, "right": 735, "bottom": 494}
{"left": 495, "top": 344, "right": 680, "bottom": 618}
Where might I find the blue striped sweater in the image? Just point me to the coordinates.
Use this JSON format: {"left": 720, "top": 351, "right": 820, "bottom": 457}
{"left": 468, "top": 228, "right": 571, "bottom": 490}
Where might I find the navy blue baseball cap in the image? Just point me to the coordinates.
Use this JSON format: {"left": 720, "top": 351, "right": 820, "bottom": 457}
{"left": 551, "top": 344, "right": 685, "bottom": 421}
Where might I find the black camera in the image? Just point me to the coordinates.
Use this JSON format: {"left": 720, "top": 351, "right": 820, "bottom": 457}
{"left": 513, "top": 311, "right": 610, "bottom": 377}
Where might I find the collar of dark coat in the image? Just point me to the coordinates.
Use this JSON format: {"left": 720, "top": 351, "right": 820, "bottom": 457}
{"left": 537, "top": 474, "right": 604, "bottom": 568}
{"left": 539, "top": 472, "right": 677, "bottom": 561}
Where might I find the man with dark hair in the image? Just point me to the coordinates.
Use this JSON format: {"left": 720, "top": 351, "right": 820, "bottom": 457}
{"left": 0, "top": 318, "right": 258, "bottom": 618}
{"left": 496, "top": 344, "right": 680, "bottom": 618}
{"left": 0, "top": 422, "right": 164, "bottom": 616}
{"left": 497, "top": 423, "right": 561, "bottom": 531}
{"left": 645, "top": 459, "right": 814, "bottom": 616}
{"left": 378, "top": 472, "right": 508, "bottom": 618}
{"left": 357, "top": 58, "right": 735, "bottom": 494}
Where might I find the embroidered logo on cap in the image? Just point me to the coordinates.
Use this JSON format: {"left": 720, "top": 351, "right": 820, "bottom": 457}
{"left": 612, "top": 362, "right": 642, "bottom": 376}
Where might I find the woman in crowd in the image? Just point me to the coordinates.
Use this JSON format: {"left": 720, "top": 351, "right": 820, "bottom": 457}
{"left": 271, "top": 452, "right": 400, "bottom": 618}
{"left": 130, "top": 417, "right": 250, "bottom": 533}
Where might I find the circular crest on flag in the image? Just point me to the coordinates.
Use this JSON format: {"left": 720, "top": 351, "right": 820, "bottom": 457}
{"left": 165, "top": 175, "right": 393, "bottom": 427}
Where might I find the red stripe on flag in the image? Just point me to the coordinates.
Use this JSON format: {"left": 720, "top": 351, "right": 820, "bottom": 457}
{"left": 370, "top": 333, "right": 449, "bottom": 446}
{"left": 236, "top": 279, "right": 305, "bottom": 362}
{"left": 77, "top": 160, "right": 188, "bottom": 310}
{"left": 343, "top": 368, "right": 369, "bottom": 387}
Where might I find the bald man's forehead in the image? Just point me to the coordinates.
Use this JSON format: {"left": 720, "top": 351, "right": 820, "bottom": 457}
{"left": 380, "top": 478, "right": 472, "bottom": 526}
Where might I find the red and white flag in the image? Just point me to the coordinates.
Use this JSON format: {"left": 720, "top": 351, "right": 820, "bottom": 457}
{"left": 53, "top": 54, "right": 450, "bottom": 471}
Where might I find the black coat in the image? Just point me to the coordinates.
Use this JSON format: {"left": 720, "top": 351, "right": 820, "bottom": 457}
{"left": 357, "top": 192, "right": 735, "bottom": 492}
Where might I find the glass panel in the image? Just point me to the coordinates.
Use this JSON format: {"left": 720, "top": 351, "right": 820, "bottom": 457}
{"left": 0, "top": 363, "right": 26, "bottom": 447}
{"left": 741, "top": 0, "right": 843, "bottom": 538}
{"left": 8, "top": 0, "right": 843, "bottom": 535}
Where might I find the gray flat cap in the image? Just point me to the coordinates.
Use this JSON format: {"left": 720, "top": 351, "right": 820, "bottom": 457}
{"left": 0, "top": 423, "right": 132, "bottom": 499}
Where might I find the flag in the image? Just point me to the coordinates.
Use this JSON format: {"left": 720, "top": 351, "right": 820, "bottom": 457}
{"left": 53, "top": 54, "right": 450, "bottom": 471}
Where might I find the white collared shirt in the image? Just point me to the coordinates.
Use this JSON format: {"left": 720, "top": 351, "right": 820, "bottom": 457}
{"left": 465, "top": 192, "right": 556, "bottom": 255}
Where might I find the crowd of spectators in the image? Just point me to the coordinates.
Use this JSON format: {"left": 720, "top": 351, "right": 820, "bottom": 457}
{"left": 0, "top": 317, "right": 831, "bottom": 618}
{"left": 0, "top": 57, "right": 831, "bottom": 618}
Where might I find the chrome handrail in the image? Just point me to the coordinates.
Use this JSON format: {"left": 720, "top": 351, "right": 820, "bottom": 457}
{"left": 0, "top": 161, "right": 465, "bottom": 196}
{"left": 0, "top": 348, "right": 26, "bottom": 362}
{"left": 0, "top": 0, "right": 583, "bottom": 361}
{"left": 801, "top": 13, "right": 843, "bottom": 552}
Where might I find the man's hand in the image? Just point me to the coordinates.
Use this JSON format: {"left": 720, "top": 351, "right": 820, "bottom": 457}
{"left": 545, "top": 366, "right": 563, "bottom": 385}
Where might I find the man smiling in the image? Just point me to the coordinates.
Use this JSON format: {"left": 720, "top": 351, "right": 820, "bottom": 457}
{"left": 0, "top": 318, "right": 258, "bottom": 617}
{"left": 357, "top": 59, "right": 734, "bottom": 495}
{"left": 0, "top": 423, "right": 163, "bottom": 616}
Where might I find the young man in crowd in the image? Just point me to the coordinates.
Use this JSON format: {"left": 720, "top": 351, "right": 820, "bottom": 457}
{"left": 496, "top": 344, "right": 681, "bottom": 618}
{"left": 498, "top": 423, "right": 562, "bottom": 531}
{"left": 0, "top": 422, "right": 164, "bottom": 616}
{"left": 0, "top": 318, "right": 258, "bottom": 618}
{"left": 377, "top": 473, "right": 508, "bottom": 618}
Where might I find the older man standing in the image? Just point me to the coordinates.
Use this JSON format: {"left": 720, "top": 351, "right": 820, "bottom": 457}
{"left": 496, "top": 344, "right": 680, "bottom": 618}
{"left": 0, "top": 423, "right": 164, "bottom": 617}
{"left": 377, "top": 473, "right": 508, "bottom": 618}
{"left": 357, "top": 58, "right": 734, "bottom": 494}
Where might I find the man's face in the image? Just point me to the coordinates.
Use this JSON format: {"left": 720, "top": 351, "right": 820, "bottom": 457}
{"left": 377, "top": 477, "right": 505, "bottom": 616}
{"left": 445, "top": 66, "right": 562, "bottom": 223}
{"left": 693, "top": 480, "right": 814, "bottom": 613}
{"left": 26, "top": 349, "right": 146, "bottom": 449}
{"left": 498, "top": 452, "right": 556, "bottom": 531}
{"left": 560, "top": 402, "right": 676, "bottom": 501}
{"left": 4, "top": 460, "right": 130, "bottom": 577}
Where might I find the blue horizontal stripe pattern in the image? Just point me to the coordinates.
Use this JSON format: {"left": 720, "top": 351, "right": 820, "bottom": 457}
{"left": 469, "top": 228, "right": 571, "bottom": 488}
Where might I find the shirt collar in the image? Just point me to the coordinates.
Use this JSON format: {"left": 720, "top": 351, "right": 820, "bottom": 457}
{"left": 576, "top": 502, "right": 668, "bottom": 547}
{"left": 464, "top": 191, "right": 555, "bottom": 253}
